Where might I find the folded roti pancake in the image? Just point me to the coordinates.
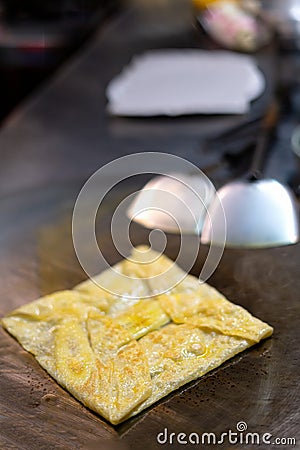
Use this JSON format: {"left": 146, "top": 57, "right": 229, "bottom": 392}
{"left": 2, "top": 246, "right": 273, "bottom": 425}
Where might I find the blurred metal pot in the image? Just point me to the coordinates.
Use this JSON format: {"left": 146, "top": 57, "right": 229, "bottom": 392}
{"left": 261, "top": 0, "right": 300, "bottom": 48}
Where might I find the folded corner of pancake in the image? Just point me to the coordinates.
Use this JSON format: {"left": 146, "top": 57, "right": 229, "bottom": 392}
{"left": 1, "top": 246, "right": 273, "bottom": 425}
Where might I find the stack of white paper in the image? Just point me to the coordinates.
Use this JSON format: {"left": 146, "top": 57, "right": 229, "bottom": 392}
{"left": 106, "top": 50, "right": 265, "bottom": 116}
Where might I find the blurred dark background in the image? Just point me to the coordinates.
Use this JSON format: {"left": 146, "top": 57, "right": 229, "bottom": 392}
{"left": 0, "top": 0, "right": 120, "bottom": 124}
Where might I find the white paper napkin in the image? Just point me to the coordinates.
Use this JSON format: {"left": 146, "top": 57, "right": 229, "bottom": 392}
{"left": 106, "top": 50, "right": 265, "bottom": 116}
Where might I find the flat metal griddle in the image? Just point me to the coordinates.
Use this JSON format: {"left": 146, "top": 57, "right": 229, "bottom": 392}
{"left": 0, "top": 182, "right": 299, "bottom": 450}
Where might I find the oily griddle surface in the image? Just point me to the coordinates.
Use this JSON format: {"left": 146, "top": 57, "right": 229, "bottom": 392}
{"left": 0, "top": 183, "right": 299, "bottom": 450}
